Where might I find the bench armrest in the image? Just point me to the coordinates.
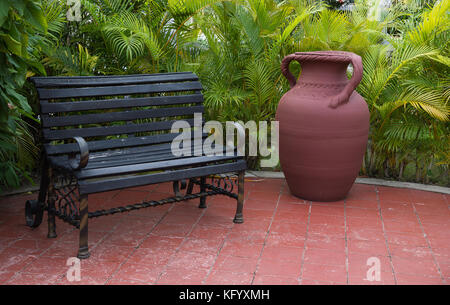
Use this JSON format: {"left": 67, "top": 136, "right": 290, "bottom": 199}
{"left": 69, "top": 136, "right": 89, "bottom": 170}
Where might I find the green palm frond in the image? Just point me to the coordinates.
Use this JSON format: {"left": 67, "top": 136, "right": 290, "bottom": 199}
{"left": 103, "top": 11, "right": 162, "bottom": 61}
{"left": 378, "top": 119, "right": 433, "bottom": 152}
{"left": 407, "top": 0, "right": 450, "bottom": 47}
{"left": 43, "top": 44, "right": 98, "bottom": 75}
{"left": 243, "top": 60, "right": 277, "bottom": 106}
{"left": 234, "top": 4, "right": 265, "bottom": 57}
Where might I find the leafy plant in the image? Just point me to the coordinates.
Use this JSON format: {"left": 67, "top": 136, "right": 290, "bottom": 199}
{"left": 0, "top": 0, "right": 47, "bottom": 191}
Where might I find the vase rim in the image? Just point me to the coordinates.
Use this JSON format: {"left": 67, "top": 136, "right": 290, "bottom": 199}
{"left": 294, "top": 50, "right": 355, "bottom": 58}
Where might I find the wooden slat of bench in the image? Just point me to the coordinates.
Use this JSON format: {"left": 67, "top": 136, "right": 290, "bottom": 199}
{"left": 76, "top": 155, "right": 240, "bottom": 179}
{"left": 78, "top": 160, "right": 246, "bottom": 194}
{"left": 49, "top": 145, "right": 194, "bottom": 170}
{"left": 44, "top": 132, "right": 207, "bottom": 155}
{"left": 42, "top": 105, "right": 204, "bottom": 127}
{"left": 43, "top": 118, "right": 196, "bottom": 140}
{"left": 83, "top": 143, "right": 194, "bottom": 167}
{"left": 32, "top": 72, "right": 197, "bottom": 88}
{"left": 40, "top": 94, "right": 203, "bottom": 113}
{"left": 37, "top": 81, "right": 203, "bottom": 100}
{"left": 81, "top": 144, "right": 233, "bottom": 170}
{"left": 83, "top": 150, "right": 185, "bottom": 169}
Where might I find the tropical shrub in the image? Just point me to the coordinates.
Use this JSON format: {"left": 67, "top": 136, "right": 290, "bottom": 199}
{"left": 1, "top": 0, "right": 448, "bottom": 191}
{"left": 359, "top": 0, "right": 449, "bottom": 183}
{"left": 0, "top": 0, "right": 47, "bottom": 190}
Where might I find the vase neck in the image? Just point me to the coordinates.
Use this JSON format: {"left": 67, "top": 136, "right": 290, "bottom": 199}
{"left": 298, "top": 61, "right": 349, "bottom": 85}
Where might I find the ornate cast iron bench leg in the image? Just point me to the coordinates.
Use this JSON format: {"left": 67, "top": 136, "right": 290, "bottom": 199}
{"left": 25, "top": 159, "right": 48, "bottom": 229}
{"left": 233, "top": 171, "right": 244, "bottom": 224}
{"left": 47, "top": 167, "right": 57, "bottom": 238}
{"left": 199, "top": 176, "right": 207, "bottom": 208}
{"left": 77, "top": 194, "right": 90, "bottom": 259}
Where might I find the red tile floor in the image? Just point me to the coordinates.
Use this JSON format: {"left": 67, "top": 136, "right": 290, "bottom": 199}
{"left": 0, "top": 178, "right": 448, "bottom": 285}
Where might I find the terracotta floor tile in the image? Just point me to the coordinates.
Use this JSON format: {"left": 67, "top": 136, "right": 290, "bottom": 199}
{"left": 413, "top": 202, "right": 449, "bottom": 216}
{"left": 21, "top": 255, "right": 68, "bottom": 275}
{"left": 308, "top": 224, "right": 346, "bottom": 239}
{"left": 346, "top": 216, "right": 384, "bottom": 230}
{"left": 347, "top": 253, "right": 392, "bottom": 273}
{"left": 188, "top": 225, "right": 231, "bottom": 240}
{"left": 88, "top": 244, "right": 135, "bottom": 262}
{"left": 151, "top": 223, "right": 194, "bottom": 237}
{"left": 279, "top": 193, "right": 309, "bottom": 204}
{"left": 231, "top": 219, "right": 271, "bottom": 232}
{"left": 417, "top": 214, "right": 450, "bottom": 226}
{"left": 409, "top": 190, "right": 447, "bottom": 205}
{"left": 166, "top": 251, "right": 216, "bottom": 270}
{"left": 0, "top": 270, "right": 16, "bottom": 284}
{"left": 106, "top": 277, "right": 152, "bottom": 285}
{"left": 347, "top": 228, "right": 386, "bottom": 242}
{"left": 310, "top": 205, "right": 345, "bottom": 217}
{"left": 261, "top": 245, "right": 303, "bottom": 262}
{"left": 273, "top": 210, "right": 308, "bottom": 223}
{"left": 389, "top": 244, "right": 434, "bottom": 260}
{"left": 244, "top": 209, "right": 275, "bottom": 221}
{"left": 247, "top": 191, "right": 280, "bottom": 203}
{"left": 348, "top": 271, "right": 396, "bottom": 285}
{"left": 112, "top": 263, "right": 162, "bottom": 284}
{"left": 157, "top": 266, "right": 209, "bottom": 285}
{"left": 252, "top": 274, "right": 299, "bottom": 285}
{"left": 79, "top": 259, "right": 120, "bottom": 280}
{"left": 196, "top": 214, "right": 234, "bottom": 228}
{"left": 300, "top": 278, "right": 345, "bottom": 285}
{"left": 383, "top": 219, "right": 423, "bottom": 234}
{"left": 126, "top": 247, "right": 174, "bottom": 267}
{"left": 395, "top": 273, "right": 444, "bottom": 285}
{"left": 385, "top": 231, "right": 428, "bottom": 247}
{"left": 244, "top": 198, "right": 278, "bottom": 211}
{"left": 214, "top": 255, "right": 258, "bottom": 274}
{"left": 309, "top": 214, "right": 345, "bottom": 228}
{"left": 205, "top": 269, "right": 253, "bottom": 285}
{"left": 256, "top": 259, "right": 302, "bottom": 277}
{"left": 391, "top": 256, "right": 441, "bottom": 277}
{"left": 346, "top": 184, "right": 378, "bottom": 201}
{"left": 57, "top": 275, "right": 107, "bottom": 285}
{"left": 310, "top": 200, "right": 345, "bottom": 207}
{"left": 270, "top": 221, "right": 308, "bottom": 235}
{"left": 266, "top": 231, "right": 306, "bottom": 248}
{"left": 138, "top": 234, "right": 184, "bottom": 250}
{"left": 178, "top": 237, "right": 224, "bottom": 254}
{"left": 220, "top": 239, "right": 263, "bottom": 258}
{"left": 347, "top": 239, "right": 388, "bottom": 256}
{"left": 346, "top": 208, "right": 380, "bottom": 219}
{"left": 303, "top": 248, "right": 346, "bottom": 266}
{"left": 0, "top": 249, "right": 38, "bottom": 272}
{"left": 301, "top": 263, "right": 347, "bottom": 284}
{"left": 0, "top": 179, "right": 448, "bottom": 285}
{"left": 345, "top": 200, "right": 378, "bottom": 210}
{"left": 306, "top": 236, "right": 346, "bottom": 251}
{"left": 6, "top": 272, "right": 63, "bottom": 285}
{"left": 100, "top": 231, "right": 147, "bottom": 248}
{"left": 378, "top": 186, "right": 412, "bottom": 202}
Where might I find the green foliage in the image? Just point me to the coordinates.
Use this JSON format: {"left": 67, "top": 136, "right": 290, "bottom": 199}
{"left": 0, "top": 0, "right": 48, "bottom": 191}
{"left": 358, "top": 0, "right": 449, "bottom": 184}
{"left": 1, "top": 0, "right": 449, "bottom": 190}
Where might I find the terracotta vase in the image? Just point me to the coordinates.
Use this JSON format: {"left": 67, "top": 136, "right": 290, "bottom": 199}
{"left": 276, "top": 51, "right": 369, "bottom": 201}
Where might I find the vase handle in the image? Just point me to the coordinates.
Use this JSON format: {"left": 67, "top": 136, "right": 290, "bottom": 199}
{"left": 280, "top": 52, "right": 363, "bottom": 108}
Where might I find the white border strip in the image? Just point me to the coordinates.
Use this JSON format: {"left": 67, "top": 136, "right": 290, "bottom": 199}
{"left": 246, "top": 171, "right": 450, "bottom": 195}
{"left": 2, "top": 171, "right": 449, "bottom": 196}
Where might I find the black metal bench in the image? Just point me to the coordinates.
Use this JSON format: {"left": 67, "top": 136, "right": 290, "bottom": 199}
{"left": 25, "top": 72, "right": 246, "bottom": 259}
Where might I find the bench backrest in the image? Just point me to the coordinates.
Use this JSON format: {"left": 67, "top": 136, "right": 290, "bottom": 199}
{"left": 31, "top": 72, "right": 204, "bottom": 157}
